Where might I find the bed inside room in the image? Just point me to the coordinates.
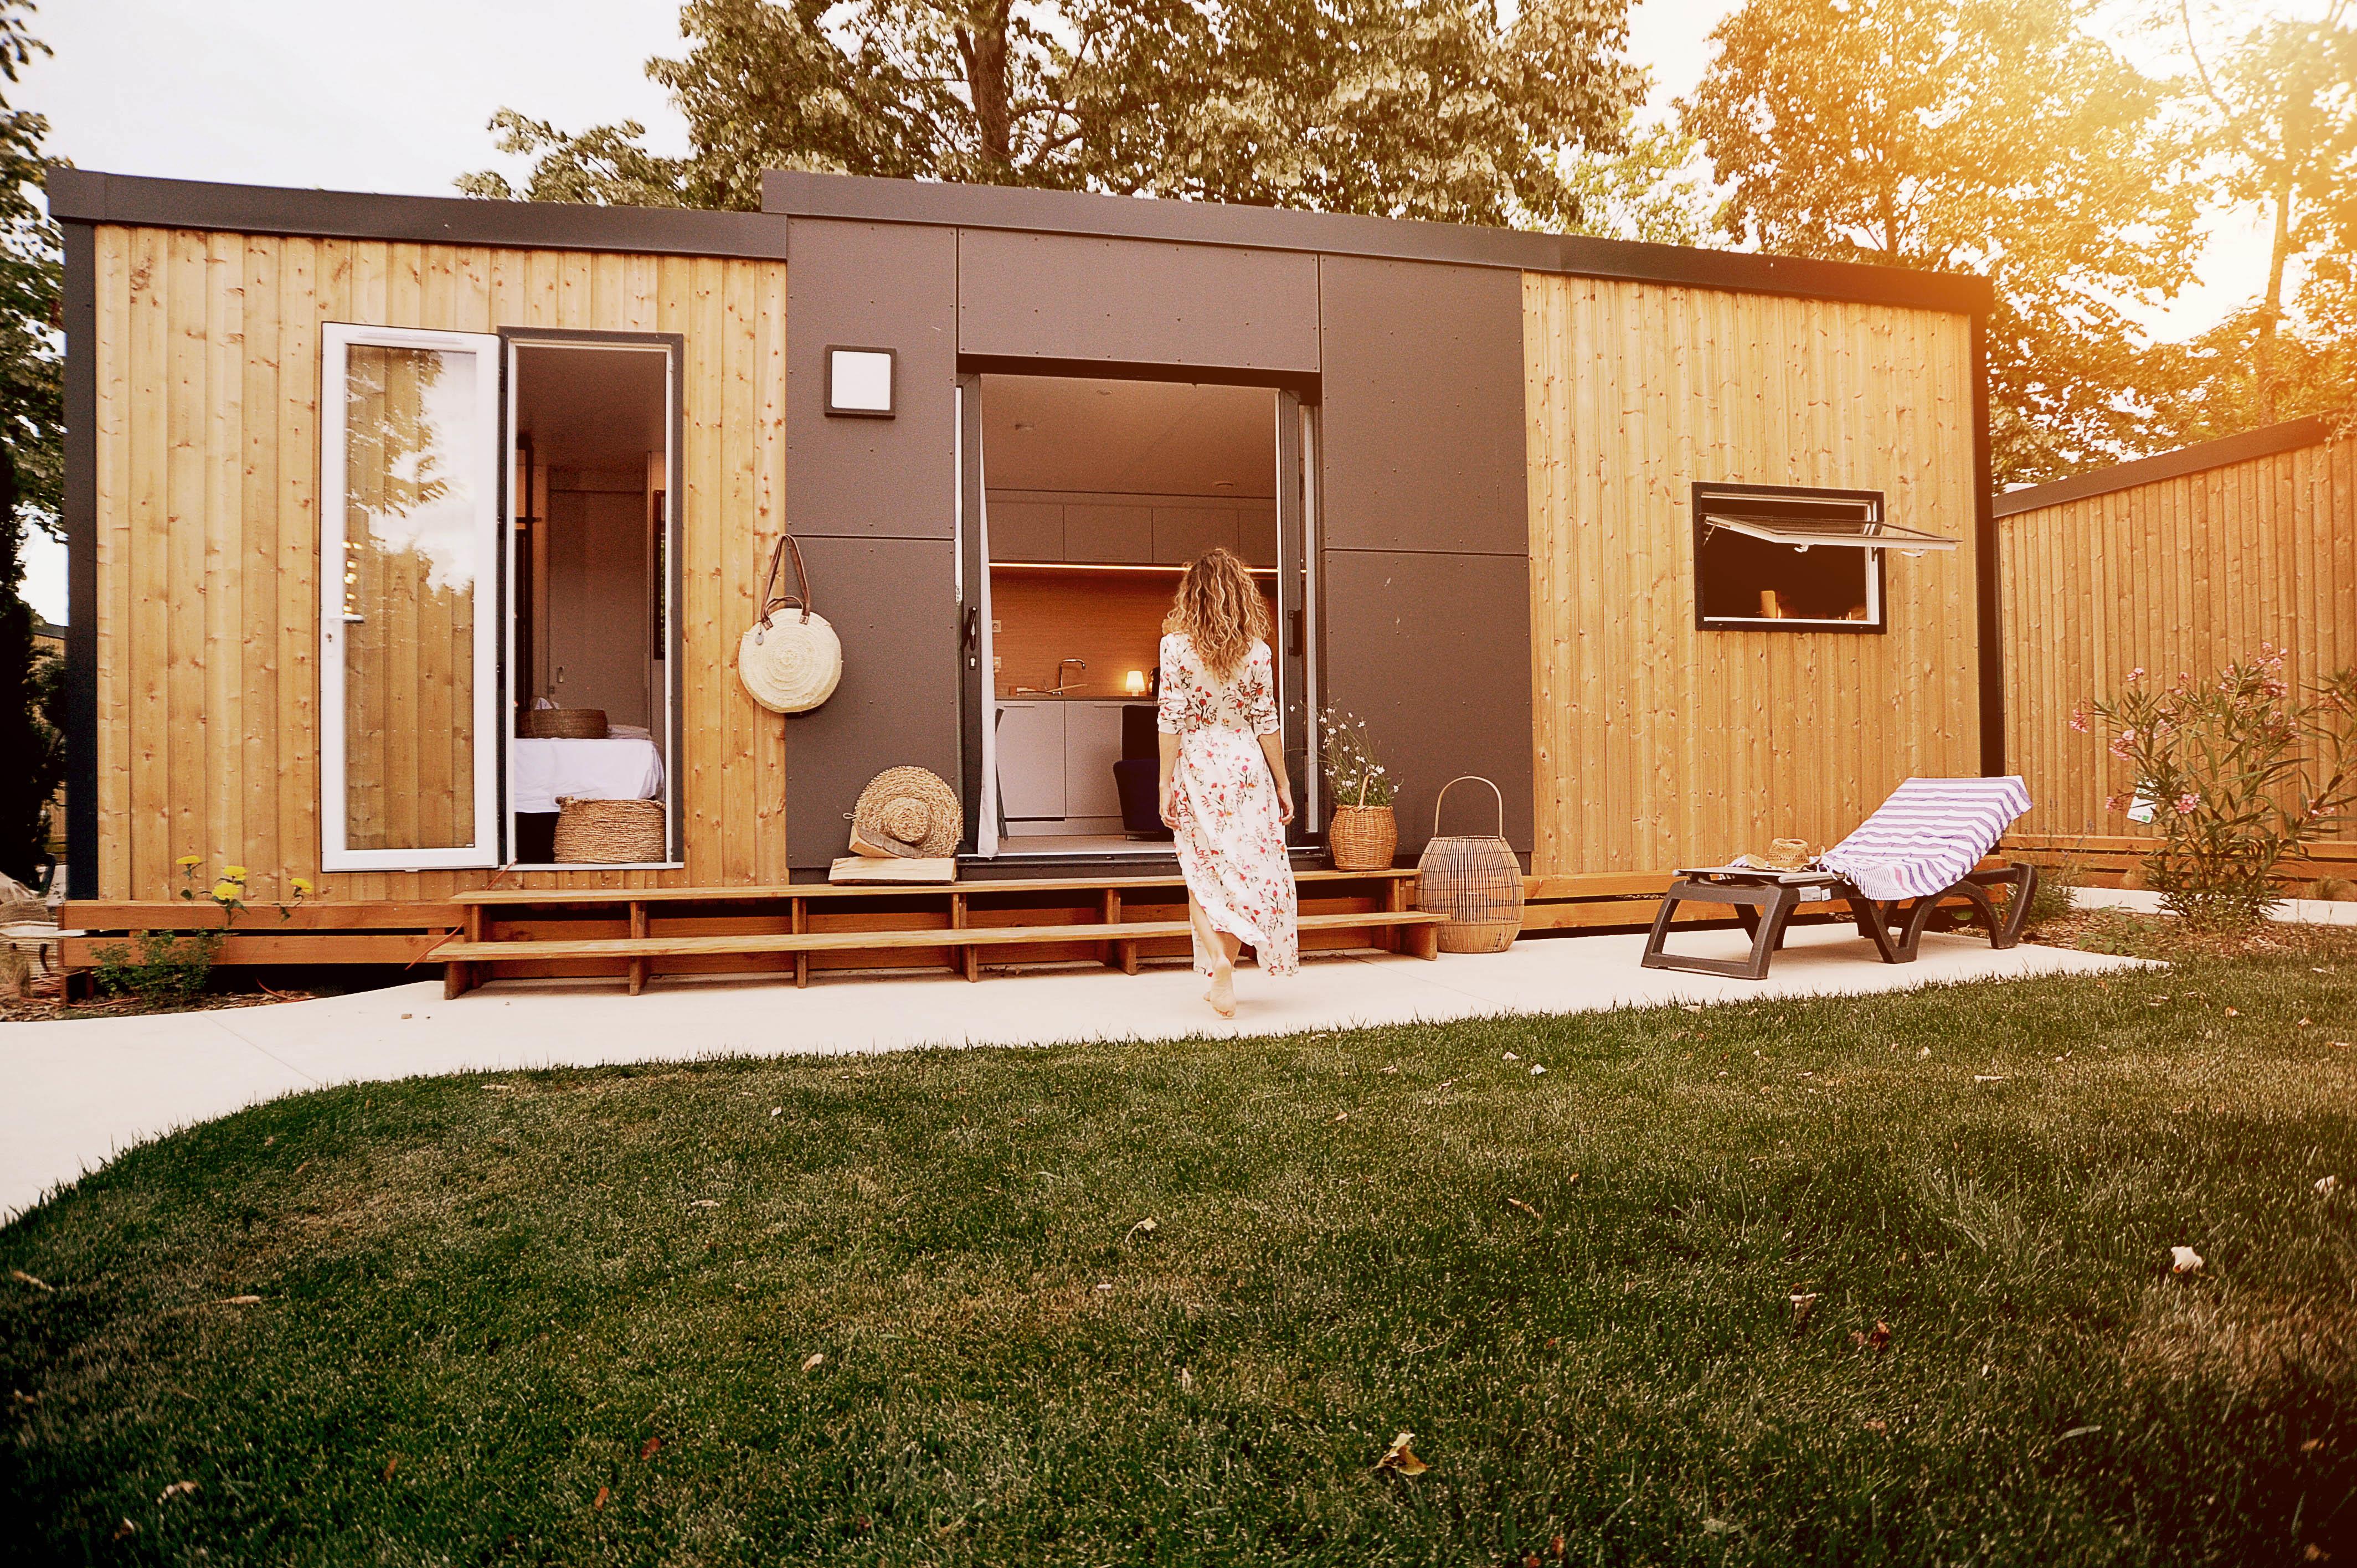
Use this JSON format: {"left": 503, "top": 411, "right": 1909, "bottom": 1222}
{"left": 506, "top": 339, "right": 678, "bottom": 866}
{"left": 977, "top": 374, "right": 1282, "bottom": 857}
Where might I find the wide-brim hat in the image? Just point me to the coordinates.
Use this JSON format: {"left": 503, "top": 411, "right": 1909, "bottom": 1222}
{"left": 850, "top": 766, "right": 964, "bottom": 858}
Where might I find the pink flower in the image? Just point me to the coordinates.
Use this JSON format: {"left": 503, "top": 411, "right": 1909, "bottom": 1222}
{"left": 2128, "top": 666, "right": 2146, "bottom": 683}
{"left": 2068, "top": 707, "right": 2091, "bottom": 734}
{"left": 2105, "top": 794, "right": 2127, "bottom": 813}
{"left": 2108, "top": 729, "right": 2137, "bottom": 760}
{"left": 2174, "top": 792, "right": 2198, "bottom": 815}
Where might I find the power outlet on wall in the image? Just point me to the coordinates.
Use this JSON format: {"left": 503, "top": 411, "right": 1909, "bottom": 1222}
{"left": 992, "top": 655, "right": 1002, "bottom": 671}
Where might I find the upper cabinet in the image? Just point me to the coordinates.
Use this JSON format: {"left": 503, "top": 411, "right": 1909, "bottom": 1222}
{"left": 1063, "top": 502, "right": 1154, "bottom": 564}
{"left": 988, "top": 499, "right": 1064, "bottom": 563}
{"left": 987, "top": 489, "right": 1278, "bottom": 568}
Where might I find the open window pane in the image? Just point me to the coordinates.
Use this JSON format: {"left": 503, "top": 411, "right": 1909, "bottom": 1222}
{"left": 321, "top": 325, "right": 502, "bottom": 870}
{"left": 1692, "top": 484, "right": 1890, "bottom": 632}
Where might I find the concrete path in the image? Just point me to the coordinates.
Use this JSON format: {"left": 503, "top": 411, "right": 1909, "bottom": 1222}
{"left": 2075, "top": 885, "right": 2357, "bottom": 926}
{"left": 1, "top": 925, "right": 2143, "bottom": 1219}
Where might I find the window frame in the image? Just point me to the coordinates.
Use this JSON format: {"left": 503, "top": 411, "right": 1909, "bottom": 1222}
{"left": 318, "top": 322, "right": 505, "bottom": 872}
{"left": 1690, "top": 481, "right": 1890, "bottom": 636}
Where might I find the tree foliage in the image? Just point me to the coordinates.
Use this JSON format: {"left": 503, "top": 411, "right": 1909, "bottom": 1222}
{"left": 2140, "top": 0, "right": 2356, "bottom": 445}
{"left": 1680, "top": 0, "right": 2203, "bottom": 486}
{"left": 0, "top": 0, "right": 61, "bottom": 883}
{"left": 460, "top": 0, "right": 1646, "bottom": 230}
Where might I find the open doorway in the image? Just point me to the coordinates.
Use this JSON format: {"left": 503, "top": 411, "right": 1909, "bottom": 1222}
{"left": 969, "top": 374, "right": 1288, "bottom": 859}
{"left": 504, "top": 334, "right": 681, "bottom": 867}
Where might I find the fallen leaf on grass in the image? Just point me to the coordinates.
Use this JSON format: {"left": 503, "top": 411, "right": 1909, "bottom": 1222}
{"left": 1682, "top": 1004, "right": 1704, "bottom": 1013}
{"left": 2302, "top": 1438, "right": 2323, "bottom": 1453}
{"left": 1094, "top": 1281, "right": 1115, "bottom": 1292}
{"left": 1334, "top": 1111, "right": 1349, "bottom": 1122}
{"left": 1789, "top": 1292, "right": 1819, "bottom": 1330}
{"left": 1862, "top": 1419, "right": 1887, "bottom": 1433}
{"left": 1529, "top": 1064, "right": 1547, "bottom": 1076}
{"left": 2057, "top": 1425, "right": 2102, "bottom": 1442}
{"left": 215, "top": 1295, "right": 262, "bottom": 1306}
{"left": 640, "top": 1437, "right": 662, "bottom": 1459}
{"left": 111, "top": 1520, "right": 136, "bottom": 1541}
{"left": 2224, "top": 1007, "right": 2241, "bottom": 1018}
{"left": 382, "top": 1456, "right": 398, "bottom": 1481}
{"left": 1851, "top": 1321, "right": 1891, "bottom": 1354}
{"left": 1126, "top": 1217, "right": 1159, "bottom": 1241}
{"left": 2171, "top": 1245, "right": 2205, "bottom": 1274}
{"left": 1381, "top": 1065, "right": 1399, "bottom": 1075}
{"left": 802, "top": 1352, "right": 825, "bottom": 1372}
{"left": 2299, "top": 1018, "right": 2312, "bottom": 1028}
{"left": 769, "top": 1107, "right": 782, "bottom": 1118}
{"left": 689, "top": 1199, "right": 719, "bottom": 1209}
{"left": 1506, "top": 1198, "right": 1542, "bottom": 1220}
{"left": 2318, "top": 1175, "right": 2341, "bottom": 1199}
{"left": 157, "top": 1481, "right": 198, "bottom": 1502}
{"left": 1374, "top": 1431, "right": 1427, "bottom": 1476}
{"left": 10, "top": 1269, "right": 50, "bottom": 1292}
{"left": 1973, "top": 1075, "right": 2009, "bottom": 1085}
{"left": 1502, "top": 1051, "right": 1519, "bottom": 1062}
{"left": 593, "top": 1486, "right": 609, "bottom": 1510}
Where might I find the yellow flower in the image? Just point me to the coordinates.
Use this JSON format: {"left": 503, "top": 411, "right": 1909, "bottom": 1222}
{"left": 177, "top": 855, "right": 203, "bottom": 868}
{"left": 290, "top": 877, "right": 315, "bottom": 896}
{"left": 210, "top": 881, "right": 241, "bottom": 902}
{"left": 222, "top": 866, "right": 249, "bottom": 880}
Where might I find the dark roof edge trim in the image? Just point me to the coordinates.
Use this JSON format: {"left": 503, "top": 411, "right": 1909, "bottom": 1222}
{"left": 44, "top": 167, "right": 789, "bottom": 261}
{"left": 1994, "top": 416, "right": 2336, "bottom": 517}
{"left": 765, "top": 171, "right": 1992, "bottom": 317}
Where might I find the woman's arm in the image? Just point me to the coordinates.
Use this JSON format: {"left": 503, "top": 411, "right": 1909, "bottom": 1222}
{"left": 1158, "top": 730, "right": 1182, "bottom": 828}
{"left": 1258, "top": 731, "right": 1294, "bottom": 824}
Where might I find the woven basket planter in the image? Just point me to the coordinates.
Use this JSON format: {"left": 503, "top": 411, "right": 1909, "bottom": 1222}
{"left": 1328, "top": 804, "right": 1398, "bottom": 870}
{"left": 552, "top": 797, "right": 665, "bottom": 863}
{"left": 521, "top": 707, "right": 609, "bottom": 740}
{"left": 1415, "top": 777, "right": 1524, "bottom": 953}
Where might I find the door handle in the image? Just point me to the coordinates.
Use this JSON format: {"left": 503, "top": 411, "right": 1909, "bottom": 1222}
{"left": 1288, "top": 607, "right": 1303, "bottom": 658}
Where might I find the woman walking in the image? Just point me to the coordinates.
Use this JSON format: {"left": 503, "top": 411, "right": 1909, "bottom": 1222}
{"left": 1156, "top": 548, "right": 1299, "bottom": 1017}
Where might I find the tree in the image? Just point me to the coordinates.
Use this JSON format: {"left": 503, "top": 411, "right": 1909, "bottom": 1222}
{"left": 1680, "top": 0, "right": 2203, "bottom": 486}
{"left": 2141, "top": 0, "right": 2356, "bottom": 443}
{"left": 0, "top": 0, "right": 61, "bottom": 885}
{"left": 460, "top": 0, "right": 1647, "bottom": 230}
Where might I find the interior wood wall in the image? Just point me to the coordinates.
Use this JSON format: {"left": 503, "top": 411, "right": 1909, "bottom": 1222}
{"left": 90, "top": 225, "right": 789, "bottom": 901}
{"left": 1522, "top": 274, "right": 1982, "bottom": 876}
{"left": 1999, "top": 430, "right": 2357, "bottom": 841}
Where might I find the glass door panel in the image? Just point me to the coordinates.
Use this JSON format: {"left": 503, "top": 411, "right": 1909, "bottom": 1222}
{"left": 320, "top": 324, "right": 502, "bottom": 870}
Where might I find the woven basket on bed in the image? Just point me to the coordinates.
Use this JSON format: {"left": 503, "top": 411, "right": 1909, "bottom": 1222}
{"left": 520, "top": 706, "right": 609, "bottom": 740}
{"left": 552, "top": 797, "right": 663, "bottom": 863}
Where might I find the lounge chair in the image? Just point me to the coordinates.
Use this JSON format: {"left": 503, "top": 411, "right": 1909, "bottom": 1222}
{"left": 1640, "top": 776, "right": 2040, "bottom": 979}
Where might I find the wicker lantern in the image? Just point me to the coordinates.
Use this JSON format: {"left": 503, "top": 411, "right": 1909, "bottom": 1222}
{"left": 1414, "top": 776, "right": 1524, "bottom": 953}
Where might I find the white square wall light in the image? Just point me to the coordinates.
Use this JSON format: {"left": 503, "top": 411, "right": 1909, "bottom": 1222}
{"left": 826, "top": 346, "right": 896, "bottom": 417}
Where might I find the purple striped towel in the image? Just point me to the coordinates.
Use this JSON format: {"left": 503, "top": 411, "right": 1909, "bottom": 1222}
{"left": 1817, "top": 776, "right": 2033, "bottom": 902}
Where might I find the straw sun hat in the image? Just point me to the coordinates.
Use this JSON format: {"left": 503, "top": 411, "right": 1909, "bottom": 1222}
{"left": 849, "top": 766, "right": 964, "bottom": 858}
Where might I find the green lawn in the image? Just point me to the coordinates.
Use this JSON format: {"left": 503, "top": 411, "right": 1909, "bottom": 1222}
{"left": 6, "top": 932, "right": 2356, "bottom": 1565}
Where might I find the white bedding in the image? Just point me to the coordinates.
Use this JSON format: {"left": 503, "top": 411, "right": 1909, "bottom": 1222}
{"left": 511, "top": 737, "right": 665, "bottom": 815}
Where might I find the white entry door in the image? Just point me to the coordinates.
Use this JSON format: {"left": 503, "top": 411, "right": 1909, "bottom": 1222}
{"left": 317, "top": 323, "right": 504, "bottom": 871}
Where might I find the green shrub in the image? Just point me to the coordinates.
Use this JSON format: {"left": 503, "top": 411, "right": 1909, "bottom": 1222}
{"left": 2023, "top": 857, "right": 2082, "bottom": 927}
{"left": 2085, "top": 649, "right": 2357, "bottom": 930}
{"left": 90, "top": 929, "right": 221, "bottom": 1007}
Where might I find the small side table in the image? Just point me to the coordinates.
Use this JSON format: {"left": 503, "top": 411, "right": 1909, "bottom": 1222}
{"left": 1640, "top": 868, "right": 1840, "bottom": 981}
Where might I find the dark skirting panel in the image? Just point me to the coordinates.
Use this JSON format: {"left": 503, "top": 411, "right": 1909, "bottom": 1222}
{"left": 783, "top": 535, "right": 964, "bottom": 870}
{"left": 1319, "top": 550, "right": 1534, "bottom": 857}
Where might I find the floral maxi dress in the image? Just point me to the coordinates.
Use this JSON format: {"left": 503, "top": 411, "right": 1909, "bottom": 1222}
{"left": 1159, "top": 632, "right": 1299, "bottom": 978}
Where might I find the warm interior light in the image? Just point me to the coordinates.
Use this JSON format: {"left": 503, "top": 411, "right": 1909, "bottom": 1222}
{"left": 1124, "top": 669, "right": 1147, "bottom": 695}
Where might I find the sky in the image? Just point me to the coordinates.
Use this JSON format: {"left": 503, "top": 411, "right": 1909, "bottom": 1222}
{"left": 12, "top": 0, "right": 2300, "bottom": 622}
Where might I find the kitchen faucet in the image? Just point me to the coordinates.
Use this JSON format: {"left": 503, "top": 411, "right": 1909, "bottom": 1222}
{"left": 1010, "top": 657, "right": 1088, "bottom": 697}
{"left": 1055, "top": 658, "right": 1087, "bottom": 693}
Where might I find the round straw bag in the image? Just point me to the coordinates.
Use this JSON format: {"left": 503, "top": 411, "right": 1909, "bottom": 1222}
{"left": 738, "top": 535, "right": 842, "bottom": 715}
{"left": 519, "top": 706, "right": 608, "bottom": 739}
{"left": 552, "top": 797, "right": 665, "bottom": 863}
{"left": 1328, "top": 772, "right": 1398, "bottom": 871}
{"left": 848, "top": 766, "right": 963, "bottom": 859}
{"left": 1414, "top": 776, "right": 1524, "bottom": 953}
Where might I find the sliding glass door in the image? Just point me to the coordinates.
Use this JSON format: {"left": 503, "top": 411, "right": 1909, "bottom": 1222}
{"left": 318, "top": 324, "right": 503, "bottom": 871}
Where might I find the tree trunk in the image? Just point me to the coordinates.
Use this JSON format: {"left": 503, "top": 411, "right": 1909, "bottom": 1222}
{"left": 955, "top": 1, "right": 1017, "bottom": 173}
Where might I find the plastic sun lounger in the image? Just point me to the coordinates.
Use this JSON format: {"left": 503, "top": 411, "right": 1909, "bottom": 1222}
{"left": 1639, "top": 777, "right": 2041, "bottom": 981}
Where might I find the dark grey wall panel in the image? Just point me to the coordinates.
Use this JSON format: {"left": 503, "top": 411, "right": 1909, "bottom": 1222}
{"left": 785, "top": 535, "right": 963, "bottom": 869}
{"left": 958, "top": 229, "right": 1319, "bottom": 373}
{"left": 1320, "top": 549, "right": 1533, "bottom": 855}
{"left": 786, "top": 218, "right": 959, "bottom": 539}
{"left": 1318, "top": 256, "right": 1526, "bottom": 556}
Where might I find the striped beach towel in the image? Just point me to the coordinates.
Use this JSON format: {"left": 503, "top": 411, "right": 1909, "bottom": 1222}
{"left": 1817, "top": 776, "right": 2034, "bottom": 902}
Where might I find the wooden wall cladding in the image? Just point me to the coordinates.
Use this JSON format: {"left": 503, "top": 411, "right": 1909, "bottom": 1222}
{"left": 1999, "top": 430, "right": 2357, "bottom": 842}
{"left": 89, "top": 226, "right": 789, "bottom": 901}
{"left": 1522, "top": 274, "right": 1982, "bottom": 876}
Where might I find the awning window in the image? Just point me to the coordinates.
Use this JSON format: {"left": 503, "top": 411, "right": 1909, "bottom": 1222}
{"left": 1697, "top": 513, "right": 1959, "bottom": 551}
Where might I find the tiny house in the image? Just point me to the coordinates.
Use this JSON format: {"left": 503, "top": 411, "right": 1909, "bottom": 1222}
{"left": 1997, "top": 416, "right": 2357, "bottom": 884}
{"left": 52, "top": 167, "right": 1999, "bottom": 969}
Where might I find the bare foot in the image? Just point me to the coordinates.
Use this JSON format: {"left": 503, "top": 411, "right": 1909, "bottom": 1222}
{"left": 1205, "top": 964, "right": 1237, "bottom": 1018}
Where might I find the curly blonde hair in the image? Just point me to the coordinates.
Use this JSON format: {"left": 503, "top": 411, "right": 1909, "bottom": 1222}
{"left": 1164, "top": 547, "right": 1270, "bottom": 682}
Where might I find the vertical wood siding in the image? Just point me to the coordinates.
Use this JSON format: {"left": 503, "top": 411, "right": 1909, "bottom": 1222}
{"left": 90, "top": 226, "right": 790, "bottom": 901}
{"left": 1999, "top": 432, "right": 2357, "bottom": 842}
{"left": 1522, "top": 274, "right": 1982, "bottom": 876}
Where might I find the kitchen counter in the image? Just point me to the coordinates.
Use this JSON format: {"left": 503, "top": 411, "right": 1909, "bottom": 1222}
{"left": 997, "top": 693, "right": 1155, "bottom": 703}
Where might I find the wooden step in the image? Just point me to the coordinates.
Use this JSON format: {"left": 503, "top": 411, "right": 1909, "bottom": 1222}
{"left": 435, "top": 910, "right": 1445, "bottom": 996}
{"left": 449, "top": 866, "right": 1418, "bottom": 907}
